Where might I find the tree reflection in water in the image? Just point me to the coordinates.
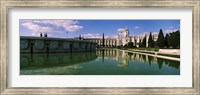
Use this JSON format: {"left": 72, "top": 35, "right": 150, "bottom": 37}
{"left": 96, "top": 49, "right": 180, "bottom": 70}
{"left": 20, "top": 49, "right": 180, "bottom": 75}
{"left": 148, "top": 55, "right": 152, "bottom": 66}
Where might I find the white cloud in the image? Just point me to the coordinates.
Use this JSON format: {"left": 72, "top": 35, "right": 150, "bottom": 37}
{"left": 117, "top": 28, "right": 124, "bottom": 32}
{"left": 137, "top": 32, "right": 158, "bottom": 37}
{"left": 104, "top": 36, "right": 109, "bottom": 38}
{"left": 152, "top": 32, "right": 158, "bottom": 35}
{"left": 31, "top": 32, "right": 54, "bottom": 37}
{"left": 164, "top": 29, "right": 179, "bottom": 34}
{"left": 139, "top": 32, "right": 148, "bottom": 36}
{"left": 112, "top": 35, "right": 118, "bottom": 38}
{"left": 63, "top": 25, "right": 83, "bottom": 32}
{"left": 82, "top": 33, "right": 101, "bottom": 38}
{"left": 21, "top": 22, "right": 53, "bottom": 33}
{"left": 31, "top": 32, "right": 39, "bottom": 36}
{"left": 33, "top": 20, "right": 83, "bottom": 32}
{"left": 134, "top": 26, "right": 140, "bottom": 29}
{"left": 33, "top": 20, "right": 42, "bottom": 23}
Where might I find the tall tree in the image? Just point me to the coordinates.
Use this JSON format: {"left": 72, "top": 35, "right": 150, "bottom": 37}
{"left": 134, "top": 39, "right": 137, "bottom": 46}
{"left": 168, "top": 30, "right": 180, "bottom": 48}
{"left": 102, "top": 33, "right": 105, "bottom": 47}
{"left": 142, "top": 35, "right": 147, "bottom": 47}
{"left": 139, "top": 39, "right": 142, "bottom": 47}
{"left": 169, "top": 32, "right": 174, "bottom": 48}
{"left": 40, "top": 33, "right": 43, "bottom": 37}
{"left": 157, "top": 29, "right": 165, "bottom": 48}
{"left": 174, "top": 30, "right": 180, "bottom": 48}
{"left": 164, "top": 33, "right": 170, "bottom": 48}
{"left": 148, "top": 32, "right": 153, "bottom": 48}
{"left": 128, "top": 42, "right": 134, "bottom": 48}
{"left": 152, "top": 35, "right": 156, "bottom": 47}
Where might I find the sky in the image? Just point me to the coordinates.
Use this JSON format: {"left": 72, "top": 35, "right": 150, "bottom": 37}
{"left": 20, "top": 20, "right": 180, "bottom": 38}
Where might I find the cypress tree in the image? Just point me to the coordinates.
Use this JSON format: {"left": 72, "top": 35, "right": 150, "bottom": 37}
{"left": 164, "top": 33, "right": 170, "bottom": 48}
{"left": 40, "top": 33, "right": 42, "bottom": 37}
{"left": 168, "top": 30, "right": 180, "bottom": 48}
{"left": 139, "top": 39, "right": 142, "bottom": 47}
{"left": 102, "top": 33, "right": 105, "bottom": 47}
{"left": 175, "top": 30, "right": 180, "bottom": 48}
{"left": 142, "top": 35, "right": 147, "bottom": 47}
{"left": 148, "top": 32, "right": 153, "bottom": 48}
{"left": 134, "top": 39, "right": 137, "bottom": 46}
{"left": 152, "top": 35, "right": 155, "bottom": 47}
{"left": 157, "top": 29, "right": 165, "bottom": 48}
{"left": 169, "top": 32, "right": 174, "bottom": 48}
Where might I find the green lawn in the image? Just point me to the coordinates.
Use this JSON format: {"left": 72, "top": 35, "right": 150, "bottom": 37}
{"left": 132, "top": 47, "right": 159, "bottom": 51}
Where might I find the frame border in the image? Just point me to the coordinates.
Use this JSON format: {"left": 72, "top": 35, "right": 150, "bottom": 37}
{"left": 1, "top": 0, "right": 199, "bottom": 95}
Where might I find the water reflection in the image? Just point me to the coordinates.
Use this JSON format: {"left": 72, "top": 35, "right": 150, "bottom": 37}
{"left": 20, "top": 49, "right": 180, "bottom": 75}
{"left": 20, "top": 52, "right": 97, "bottom": 69}
{"left": 96, "top": 49, "right": 180, "bottom": 70}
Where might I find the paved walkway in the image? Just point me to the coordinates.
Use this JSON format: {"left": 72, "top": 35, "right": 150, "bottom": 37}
{"left": 117, "top": 49, "right": 180, "bottom": 62}
{"left": 129, "top": 49, "right": 180, "bottom": 56}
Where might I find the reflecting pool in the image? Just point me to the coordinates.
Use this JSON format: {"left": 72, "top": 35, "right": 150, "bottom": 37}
{"left": 20, "top": 49, "right": 180, "bottom": 75}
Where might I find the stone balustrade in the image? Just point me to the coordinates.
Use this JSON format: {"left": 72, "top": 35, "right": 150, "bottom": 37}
{"left": 20, "top": 36, "right": 97, "bottom": 53}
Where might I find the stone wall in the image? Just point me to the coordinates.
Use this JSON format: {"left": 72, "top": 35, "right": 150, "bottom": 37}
{"left": 20, "top": 36, "right": 97, "bottom": 53}
{"left": 85, "top": 38, "right": 117, "bottom": 47}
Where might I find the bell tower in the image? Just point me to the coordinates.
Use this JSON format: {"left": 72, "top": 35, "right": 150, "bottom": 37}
{"left": 121, "top": 27, "right": 130, "bottom": 46}
{"left": 123, "top": 27, "right": 129, "bottom": 37}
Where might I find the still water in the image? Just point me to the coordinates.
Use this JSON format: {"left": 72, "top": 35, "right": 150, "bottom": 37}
{"left": 20, "top": 49, "right": 180, "bottom": 75}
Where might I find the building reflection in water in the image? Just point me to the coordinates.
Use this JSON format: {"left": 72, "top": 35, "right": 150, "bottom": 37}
{"left": 20, "top": 52, "right": 97, "bottom": 70}
{"left": 96, "top": 49, "right": 180, "bottom": 69}
{"left": 20, "top": 49, "right": 180, "bottom": 75}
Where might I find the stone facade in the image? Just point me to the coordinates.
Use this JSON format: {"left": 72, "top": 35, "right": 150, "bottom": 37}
{"left": 117, "top": 28, "right": 158, "bottom": 47}
{"left": 85, "top": 28, "right": 158, "bottom": 47}
{"left": 85, "top": 38, "right": 117, "bottom": 47}
{"left": 20, "top": 36, "right": 97, "bottom": 53}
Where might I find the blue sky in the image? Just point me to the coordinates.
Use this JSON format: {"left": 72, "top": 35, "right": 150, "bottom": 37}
{"left": 20, "top": 20, "right": 180, "bottom": 38}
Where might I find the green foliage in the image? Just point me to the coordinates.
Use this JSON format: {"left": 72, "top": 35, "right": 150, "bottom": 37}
{"left": 102, "top": 33, "right": 105, "bottom": 47}
{"left": 117, "top": 46, "right": 122, "bottom": 49}
{"left": 153, "top": 41, "right": 157, "bottom": 47}
{"left": 134, "top": 47, "right": 159, "bottom": 51}
{"left": 141, "top": 35, "right": 146, "bottom": 47}
{"left": 157, "top": 29, "right": 165, "bottom": 48}
{"left": 148, "top": 32, "right": 154, "bottom": 47}
{"left": 123, "top": 44, "right": 128, "bottom": 48}
{"left": 164, "top": 33, "right": 170, "bottom": 48}
{"left": 127, "top": 42, "right": 134, "bottom": 48}
{"left": 155, "top": 29, "right": 180, "bottom": 49}
{"left": 138, "top": 39, "right": 142, "bottom": 47}
{"left": 168, "top": 30, "right": 180, "bottom": 48}
{"left": 126, "top": 29, "right": 180, "bottom": 49}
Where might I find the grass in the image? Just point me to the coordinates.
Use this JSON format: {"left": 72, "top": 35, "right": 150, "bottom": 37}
{"left": 116, "top": 47, "right": 159, "bottom": 51}
{"left": 132, "top": 47, "right": 159, "bottom": 51}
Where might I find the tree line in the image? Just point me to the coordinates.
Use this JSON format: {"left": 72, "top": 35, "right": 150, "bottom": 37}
{"left": 147, "top": 29, "right": 180, "bottom": 49}
{"left": 127, "top": 29, "right": 180, "bottom": 49}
